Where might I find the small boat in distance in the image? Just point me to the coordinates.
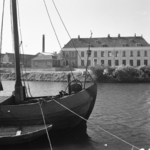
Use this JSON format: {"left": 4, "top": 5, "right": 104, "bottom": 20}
{"left": 0, "top": 125, "right": 52, "bottom": 145}
{"left": 0, "top": 0, "right": 97, "bottom": 144}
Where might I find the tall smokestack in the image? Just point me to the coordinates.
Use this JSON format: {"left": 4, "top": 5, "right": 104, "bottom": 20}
{"left": 42, "top": 34, "right": 45, "bottom": 53}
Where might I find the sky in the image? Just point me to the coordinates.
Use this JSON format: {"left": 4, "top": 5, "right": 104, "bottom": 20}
{"left": 0, "top": 0, "right": 150, "bottom": 55}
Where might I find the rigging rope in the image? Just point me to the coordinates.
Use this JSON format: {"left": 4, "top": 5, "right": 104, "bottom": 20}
{"left": 52, "top": 99, "right": 141, "bottom": 150}
{"left": 51, "top": 0, "right": 95, "bottom": 83}
{"left": 0, "top": 0, "right": 5, "bottom": 60}
{"left": 0, "top": 0, "right": 5, "bottom": 91}
{"left": 43, "top": 0, "right": 76, "bottom": 81}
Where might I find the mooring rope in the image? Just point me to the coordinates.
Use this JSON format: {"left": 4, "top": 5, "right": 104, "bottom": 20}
{"left": 39, "top": 100, "right": 53, "bottom": 150}
{"left": 52, "top": 99, "right": 142, "bottom": 150}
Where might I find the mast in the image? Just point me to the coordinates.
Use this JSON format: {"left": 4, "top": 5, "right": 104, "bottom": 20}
{"left": 42, "top": 34, "right": 45, "bottom": 53}
{"left": 11, "top": 0, "right": 25, "bottom": 103}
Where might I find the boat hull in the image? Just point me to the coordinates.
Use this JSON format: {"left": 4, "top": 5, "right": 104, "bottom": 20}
{"left": 0, "top": 125, "right": 52, "bottom": 145}
{"left": 0, "top": 83, "right": 97, "bottom": 135}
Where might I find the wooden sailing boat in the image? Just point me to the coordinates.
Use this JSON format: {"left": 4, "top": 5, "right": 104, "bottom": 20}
{"left": 0, "top": 0, "right": 97, "bottom": 144}
{"left": 0, "top": 125, "right": 52, "bottom": 145}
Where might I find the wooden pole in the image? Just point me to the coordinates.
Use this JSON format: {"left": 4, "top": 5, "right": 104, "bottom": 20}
{"left": 42, "top": 34, "right": 45, "bottom": 53}
{"left": 67, "top": 73, "right": 71, "bottom": 94}
{"left": 11, "top": 0, "right": 25, "bottom": 103}
{"left": 84, "top": 44, "right": 91, "bottom": 89}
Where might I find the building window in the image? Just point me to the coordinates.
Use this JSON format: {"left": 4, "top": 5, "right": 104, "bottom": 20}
{"left": 101, "top": 51, "right": 104, "bottom": 57}
{"left": 122, "top": 60, "right": 126, "bottom": 65}
{"left": 108, "top": 51, "right": 111, "bottom": 57}
{"left": 130, "top": 51, "right": 133, "bottom": 57}
{"left": 122, "top": 51, "right": 126, "bottom": 57}
{"left": 108, "top": 60, "right": 111, "bottom": 66}
{"left": 136, "top": 43, "right": 143, "bottom": 46}
{"left": 71, "top": 51, "right": 75, "bottom": 57}
{"left": 137, "top": 51, "right": 140, "bottom": 57}
{"left": 81, "top": 60, "right": 84, "bottom": 66}
{"left": 101, "top": 60, "right": 104, "bottom": 65}
{"left": 81, "top": 51, "right": 84, "bottom": 57}
{"left": 94, "top": 51, "right": 97, "bottom": 57}
{"left": 130, "top": 60, "right": 133, "bottom": 66}
{"left": 47, "top": 61, "right": 51, "bottom": 66}
{"left": 65, "top": 52, "right": 69, "bottom": 57}
{"left": 137, "top": 60, "right": 140, "bottom": 66}
{"left": 94, "top": 59, "right": 97, "bottom": 66}
{"left": 144, "top": 60, "right": 148, "bottom": 65}
{"left": 71, "top": 60, "right": 75, "bottom": 67}
{"left": 66, "top": 60, "right": 69, "bottom": 66}
{"left": 88, "top": 60, "right": 91, "bottom": 66}
{"left": 144, "top": 50, "right": 147, "bottom": 57}
{"left": 115, "top": 60, "right": 119, "bottom": 66}
{"left": 102, "top": 44, "right": 107, "bottom": 47}
{"left": 115, "top": 51, "right": 119, "bottom": 57}
{"left": 35, "top": 62, "right": 38, "bottom": 66}
{"left": 122, "top": 43, "right": 128, "bottom": 47}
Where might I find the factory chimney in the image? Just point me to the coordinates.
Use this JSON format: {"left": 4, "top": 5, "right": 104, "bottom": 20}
{"left": 42, "top": 34, "right": 45, "bottom": 53}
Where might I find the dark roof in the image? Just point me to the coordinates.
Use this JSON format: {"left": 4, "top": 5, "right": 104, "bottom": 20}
{"left": 32, "top": 55, "right": 56, "bottom": 61}
{"left": 0, "top": 53, "right": 4, "bottom": 57}
{"left": 63, "top": 36, "right": 149, "bottom": 48}
{"left": 4, "top": 52, "right": 36, "bottom": 60}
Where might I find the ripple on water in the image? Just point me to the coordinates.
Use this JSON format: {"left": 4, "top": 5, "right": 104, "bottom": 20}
{"left": 1, "top": 81, "right": 150, "bottom": 149}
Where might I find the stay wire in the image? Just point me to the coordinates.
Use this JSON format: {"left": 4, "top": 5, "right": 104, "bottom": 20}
{"left": 51, "top": 0, "right": 95, "bottom": 82}
{"left": 0, "top": 0, "right": 5, "bottom": 82}
{"left": 52, "top": 99, "right": 141, "bottom": 150}
{"left": 43, "top": 0, "right": 76, "bottom": 81}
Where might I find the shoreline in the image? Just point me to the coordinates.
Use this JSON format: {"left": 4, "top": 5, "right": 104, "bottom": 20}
{"left": 0, "top": 71, "right": 93, "bottom": 82}
{"left": 1, "top": 72, "right": 150, "bottom": 83}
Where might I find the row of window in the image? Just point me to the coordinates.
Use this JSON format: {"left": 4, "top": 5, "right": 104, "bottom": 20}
{"left": 81, "top": 50, "right": 148, "bottom": 57}
{"left": 65, "top": 60, "right": 76, "bottom": 67}
{"left": 65, "top": 51, "right": 75, "bottom": 57}
{"left": 64, "top": 50, "right": 149, "bottom": 58}
{"left": 81, "top": 59, "right": 148, "bottom": 67}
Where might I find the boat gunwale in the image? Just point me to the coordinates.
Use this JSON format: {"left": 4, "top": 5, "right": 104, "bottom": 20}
{"left": 0, "top": 83, "right": 95, "bottom": 107}
{"left": 0, "top": 124, "right": 52, "bottom": 138}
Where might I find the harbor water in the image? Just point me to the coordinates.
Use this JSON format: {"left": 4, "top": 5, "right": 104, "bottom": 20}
{"left": 1, "top": 81, "right": 150, "bottom": 150}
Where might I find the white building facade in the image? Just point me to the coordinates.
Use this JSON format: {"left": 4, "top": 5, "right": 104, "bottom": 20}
{"left": 62, "top": 35, "right": 150, "bottom": 67}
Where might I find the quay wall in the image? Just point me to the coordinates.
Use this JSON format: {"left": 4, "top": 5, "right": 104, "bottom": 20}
{"left": 0, "top": 72, "right": 93, "bottom": 82}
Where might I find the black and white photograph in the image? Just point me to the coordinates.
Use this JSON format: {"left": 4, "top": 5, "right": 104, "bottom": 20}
{"left": 0, "top": 0, "right": 150, "bottom": 150}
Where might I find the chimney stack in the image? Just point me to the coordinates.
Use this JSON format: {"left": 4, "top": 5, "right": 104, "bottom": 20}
{"left": 108, "top": 34, "right": 110, "bottom": 38}
{"left": 134, "top": 33, "right": 136, "bottom": 37}
{"left": 118, "top": 34, "right": 120, "bottom": 38}
{"left": 42, "top": 34, "right": 45, "bottom": 53}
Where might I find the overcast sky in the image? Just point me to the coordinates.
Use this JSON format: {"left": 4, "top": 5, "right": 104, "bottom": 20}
{"left": 0, "top": 0, "right": 150, "bottom": 54}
